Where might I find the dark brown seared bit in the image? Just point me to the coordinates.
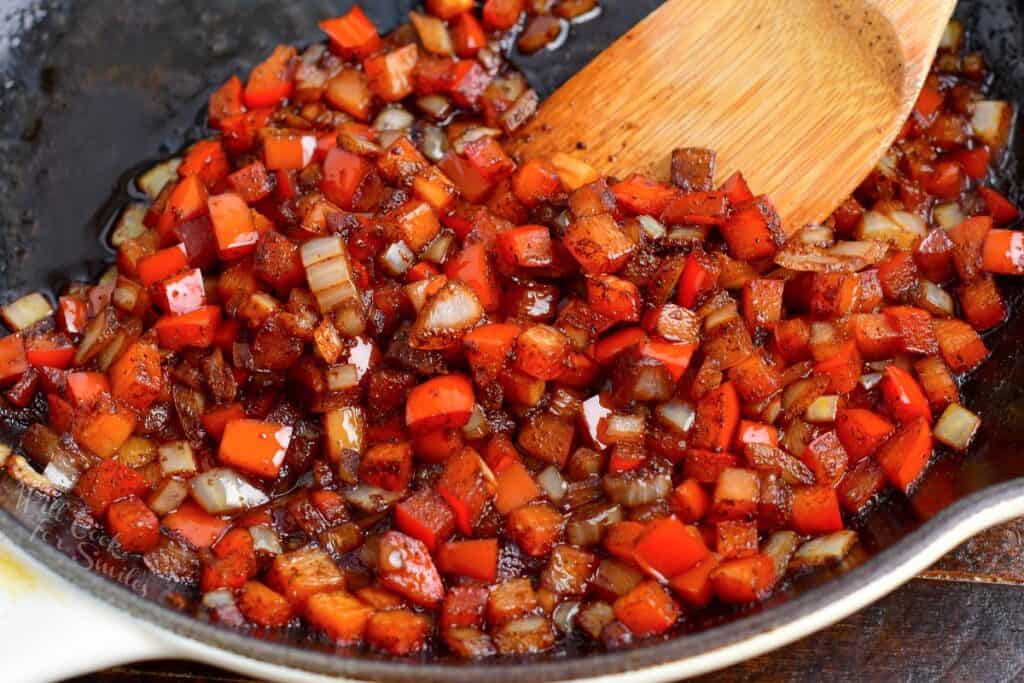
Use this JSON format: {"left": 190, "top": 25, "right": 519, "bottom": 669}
{"left": 671, "top": 147, "right": 717, "bottom": 192}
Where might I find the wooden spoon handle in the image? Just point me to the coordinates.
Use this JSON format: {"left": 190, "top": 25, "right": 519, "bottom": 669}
{"left": 510, "top": 0, "right": 957, "bottom": 233}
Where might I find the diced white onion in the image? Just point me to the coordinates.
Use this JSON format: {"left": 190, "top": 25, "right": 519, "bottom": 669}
{"left": 416, "top": 95, "right": 452, "bottom": 120}
{"left": 422, "top": 230, "right": 455, "bottom": 264}
{"left": 110, "top": 204, "right": 148, "bottom": 247}
{"left": 972, "top": 100, "right": 1012, "bottom": 148}
{"left": 875, "top": 150, "right": 898, "bottom": 178}
{"left": 380, "top": 240, "right": 417, "bottom": 276}
{"left": 137, "top": 158, "right": 181, "bottom": 198}
{"left": 761, "top": 530, "right": 799, "bottom": 582}
{"left": 859, "top": 372, "right": 883, "bottom": 390}
{"left": 343, "top": 484, "right": 402, "bottom": 513}
{"left": 148, "top": 478, "right": 190, "bottom": 515}
{"left": 301, "top": 236, "right": 345, "bottom": 268}
{"left": 324, "top": 406, "right": 365, "bottom": 461}
{"left": 326, "top": 363, "right": 361, "bottom": 392}
{"left": 0, "top": 443, "right": 11, "bottom": 467}
{"left": 655, "top": 400, "right": 695, "bottom": 434}
{"left": 43, "top": 460, "right": 78, "bottom": 492}
{"left": 190, "top": 468, "right": 269, "bottom": 514}
{"left": 2, "top": 292, "right": 53, "bottom": 331}
{"left": 420, "top": 125, "right": 449, "bottom": 162}
{"left": 249, "top": 524, "right": 283, "bottom": 555}
{"left": 452, "top": 127, "right": 502, "bottom": 155}
{"left": 602, "top": 414, "right": 645, "bottom": 443}
{"left": 704, "top": 301, "right": 739, "bottom": 331}
{"left": 462, "top": 404, "right": 490, "bottom": 440}
{"left": 6, "top": 455, "right": 60, "bottom": 496}
{"left": 333, "top": 300, "right": 367, "bottom": 337}
{"left": 537, "top": 466, "right": 567, "bottom": 504}
{"left": 933, "top": 202, "right": 966, "bottom": 230}
{"left": 159, "top": 441, "right": 197, "bottom": 476}
{"left": 789, "top": 530, "right": 859, "bottom": 572}
{"left": 374, "top": 106, "right": 415, "bottom": 132}
{"left": 940, "top": 20, "right": 963, "bottom": 50}
{"left": 795, "top": 224, "right": 834, "bottom": 247}
{"left": 805, "top": 395, "right": 839, "bottom": 423}
{"left": 918, "top": 280, "right": 954, "bottom": 317}
{"left": 638, "top": 215, "right": 666, "bottom": 239}
{"left": 934, "top": 403, "right": 981, "bottom": 451}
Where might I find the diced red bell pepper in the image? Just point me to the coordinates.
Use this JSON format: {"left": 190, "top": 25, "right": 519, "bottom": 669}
{"left": 953, "top": 145, "right": 990, "bottom": 179}
{"left": 178, "top": 139, "right": 231, "bottom": 189}
{"left": 201, "top": 403, "right": 247, "bottom": 441}
{"left": 563, "top": 214, "right": 635, "bottom": 275}
{"left": 670, "top": 478, "right": 711, "bottom": 523}
{"left": 321, "top": 147, "right": 382, "bottom": 211}
{"left": 243, "top": 45, "right": 297, "bottom": 109}
{"left": 209, "top": 192, "right": 260, "bottom": 260}
{"left": 979, "top": 186, "right": 1020, "bottom": 224}
{"left": 949, "top": 215, "right": 992, "bottom": 282}
{"left": 493, "top": 457, "right": 541, "bottom": 515}
{"left": 263, "top": 132, "right": 317, "bottom": 171}
{"left": 359, "top": 441, "right": 413, "bottom": 492}
{"left": 24, "top": 335, "right": 75, "bottom": 370}
{"left": 741, "top": 278, "right": 784, "bottom": 332}
{"left": 437, "top": 448, "right": 496, "bottom": 534}
{"left": 881, "top": 365, "right": 932, "bottom": 424}
{"left": 690, "top": 382, "right": 741, "bottom": 451}
{"left": 157, "top": 176, "right": 209, "bottom": 242}
{"left": 320, "top": 6, "right": 382, "bottom": 59}
{"left": 640, "top": 340, "right": 696, "bottom": 381}
{"left": 75, "top": 459, "right": 150, "bottom": 516}
{"left": 720, "top": 195, "right": 782, "bottom": 260}
{"left": 837, "top": 457, "right": 887, "bottom": 513}
{"left": 364, "top": 44, "right": 418, "bottom": 102}
{"left": 0, "top": 334, "right": 29, "bottom": 386}
{"left": 613, "top": 581, "right": 680, "bottom": 636}
{"left": 406, "top": 374, "right": 475, "bottom": 433}
{"left": 813, "top": 340, "right": 862, "bottom": 394}
{"left": 914, "top": 228, "right": 955, "bottom": 283}
{"left": 632, "top": 516, "right": 709, "bottom": 581}
{"left": 835, "top": 408, "right": 894, "bottom": 463}
{"left": 394, "top": 488, "right": 455, "bottom": 552}
{"left": 138, "top": 244, "right": 188, "bottom": 287}
{"left": 593, "top": 326, "right": 647, "bottom": 364}
{"left": 959, "top": 275, "right": 1007, "bottom": 331}
{"left": 445, "top": 241, "right": 501, "bottom": 312}
{"left": 162, "top": 501, "right": 230, "bottom": 550}
{"left": 790, "top": 485, "right": 844, "bottom": 535}
{"left": 74, "top": 401, "right": 137, "bottom": 458}
{"left": 208, "top": 75, "right": 245, "bottom": 129}
{"left": 914, "top": 355, "right": 959, "bottom": 411}
{"left": 876, "top": 417, "right": 933, "bottom": 492}
{"left": 982, "top": 228, "right": 1024, "bottom": 275}
{"left": 884, "top": 305, "right": 939, "bottom": 355}
{"left": 106, "top": 495, "right": 161, "bottom": 553}
{"left": 463, "top": 323, "right": 520, "bottom": 377}
{"left": 437, "top": 539, "right": 499, "bottom": 583}
{"left": 378, "top": 530, "right": 445, "bottom": 607}
{"left": 110, "top": 341, "right": 163, "bottom": 411}
{"left": 933, "top": 318, "right": 988, "bottom": 373}
{"left": 710, "top": 554, "right": 775, "bottom": 604}
{"left": 718, "top": 170, "right": 754, "bottom": 204}
{"left": 677, "top": 249, "right": 720, "bottom": 309}
{"left": 610, "top": 174, "right": 678, "bottom": 216}
{"left": 238, "top": 581, "right": 293, "bottom": 627}
{"left": 154, "top": 305, "right": 222, "bottom": 351}
{"left": 669, "top": 554, "right": 719, "bottom": 608}
{"left": 218, "top": 419, "right": 293, "bottom": 478}
{"left": 661, "top": 190, "right": 730, "bottom": 226}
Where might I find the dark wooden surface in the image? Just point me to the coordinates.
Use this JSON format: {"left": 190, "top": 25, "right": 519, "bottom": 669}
{"left": 63, "top": 519, "right": 1024, "bottom": 683}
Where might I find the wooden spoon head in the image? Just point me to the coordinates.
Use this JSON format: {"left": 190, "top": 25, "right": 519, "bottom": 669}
{"left": 510, "top": 0, "right": 957, "bottom": 234}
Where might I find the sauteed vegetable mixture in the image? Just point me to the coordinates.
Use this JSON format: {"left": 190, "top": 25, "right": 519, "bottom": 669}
{"left": 0, "top": 2, "right": 1018, "bottom": 658}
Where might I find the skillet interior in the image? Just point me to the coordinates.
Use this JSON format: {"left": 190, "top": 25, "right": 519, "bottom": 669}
{"left": 0, "top": 0, "right": 1023, "bottom": 679}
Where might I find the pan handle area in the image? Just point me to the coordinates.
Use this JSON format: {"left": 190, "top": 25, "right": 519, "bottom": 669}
{"left": 0, "top": 534, "right": 176, "bottom": 683}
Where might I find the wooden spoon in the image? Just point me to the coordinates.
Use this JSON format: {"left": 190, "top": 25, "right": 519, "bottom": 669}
{"left": 511, "top": 0, "right": 957, "bottom": 234}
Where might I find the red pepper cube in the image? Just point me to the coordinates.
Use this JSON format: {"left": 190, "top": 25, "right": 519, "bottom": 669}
{"left": 959, "top": 275, "right": 1007, "bottom": 331}
{"left": 394, "top": 488, "right": 455, "bottom": 552}
{"left": 178, "top": 139, "right": 231, "bottom": 189}
{"left": 949, "top": 215, "right": 992, "bottom": 282}
{"left": 835, "top": 408, "right": 894, "bottom": 462}
{"left": 137, "top": 244, "right": 189, "bottom": 287}
{"left": 715, "top": 520, "right": 758, "bottom": 560}
{"left": 237, "top": 581, "right": 293, "bottom": 628}
{"left": 319, "top": 5, "right": 382, "bottom": 59}
{"left": 267, "top": 547, "right": 345, "bottom": 607}
{"left": 493, "top": 457, "right": 541, "bottom": 515}
{"left": 690, "top": 382, "right": 740, "bottom": 451}
{"left": 801, "top": 430, "right": 849, "bottom": 486}
{"left": 405, "top": 374, "right": 475, "bottom": 433}
{"left": 0, "top": 334, "right": 28, "bottom": 386}
{"left": 933, "top": 318, "right": 988, "bottom": 373}
{"left": 412, "top": 165, "right": 458, "bottom": 213}
{"left": 393, "top": 199, "right": 441, "bottom": 252}
{"left": 263, "top": 132, "right": 317, "bottom": 171}
{"left": 612, "top": 580, "right": 680, "bottom": 637}
{"left": 74, "top": 400, "right": 137, "bottom": 458}
{"left": 243, "top": 45, "right": 297, "bottom": 109}
{"left": 158, "top": 174, "right": 210, "bottom": 240}
{"left": 837, "top": 457, "right": 887, "bottom": 513}
{"left": 448, "top": 59, "right": 491, "bottom": 109}
{"left": 881, "top": 365, "right": 932, "bottom": 424}
{"left": 587, "top": 275, "right": 641, "bottom": 323}
{"left": 109, "top": 341, "right": 163, "bottom": 412}
{"left": 208, "top": 75, "right": 244, "bottom": 130}
{"left": 496, "top": 225, "right": 553, "bottom": 270}
{"left": 154, "top": 267, "right": 206, "bottom": 315}
{"left": 366, "top": 609, "right": 431, "bottom": 656}
{"left": 677, "top": 249, "right": 720, "bottom": 309}
{"left": 462, "top": 137, "right": 516, "bottom": 183}
{"left": 154, "top": 305, "right": 222, "bottom": 351}
{"left": 513, "top": 324, "right": 569, "bottom": 380}
{"left": 437, "top": 539, "right": 500, "bottom": 583}
{"left": 506, "top": 502, "right": 564, "bottom": 556}
{"left": 710, "top": 554, "right": 775, "bottom": 604}
{"left": 441, "top": 584, "right": 489, "bottom": 631}
{"left": 463, "top": 323, "right": 520, "bottom": 377}
{"left": 173, "top": 216, "right": 218, "bottom": 269}
{"left": 106, "top": 495, "right": 161, "bottom": 553}
{"left": 305, "top": 591, "right": 374, "bottom": 644}
{"left": 228, "top": 161, "right": 274, "bottom": 204}
{"left": 741, "top": 278, "right": 784, "bottom": 332}
{"left": 661, "top": 190, "right": 730, "bottom": 226}
{"left": 378, "top": 530, "right": 445, "bottom": 608}
{"left": 670, "top": 478, "right": 710, "bottom": 523}
{"left": 884, "top": 305, "right": 938, "bottom": 355}
{"left": 253, "top": 231, "right": 305, "bottom": 293}
{"left": 210, "top": 192, "right": 260, "bottom": 260}
{"left": 359, "top": 441, "right": 413, "bottom": 492}
{"left": 609, "top": 174, "right": 677, "bottom": 215}
{"left": 876, "top": 416, "right": 934, "bottom": 493}
{"left": 915, "top": 228, "right": 955, "bottom": 283}
{"left": 668, "top": 554, "right": 719, "bottom": 608}
{"left": 721, "top": 195, "right": 783, "bottom": 260}
{"left": 512, "top": 158, "right": 562, "bottom": 208}
{"left": 482, "top": 0, "right": 524, "bottom": 30}
{"left": 979, "top": 186, "right": 1020, "bottom": 224}
{"left": 363, "top": 44, "right": 418, "bottom": 102}
{"left": 218, "top": 419, "right": 293, "bottom": 478}
{"left": 564, "top": 213, "right": 635, "bottom": 275}
{"left": 437, "top": 448, "right": 497, "bottom": 534}
{"left": 633, "top": 516, "right": 709, "bottom": 581}
{"left": 445, "top": 241, "right": 501, "bottom": 312}
{"left": 851, "top": 313, "right": 902, "bottom": 360}
{"left": 790, "top": 485, "right": 844, "bottom": 535}
{"left": 75, "top": 459, "right": 149, "bottom": 516}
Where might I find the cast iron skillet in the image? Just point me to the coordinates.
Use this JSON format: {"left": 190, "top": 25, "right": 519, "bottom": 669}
{"left": 1, "top": 1, "right": 1024, "bottom": 680}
